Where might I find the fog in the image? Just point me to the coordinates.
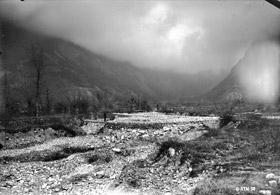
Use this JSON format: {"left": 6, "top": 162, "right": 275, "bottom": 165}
{"left": 238, "top": 38, "right": 280, "bottom": 104}
{"left": 0, "top": 0, "right": 279, "bottom": 77}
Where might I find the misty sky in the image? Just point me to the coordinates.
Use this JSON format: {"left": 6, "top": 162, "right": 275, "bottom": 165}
{"left": 0, "top": 0, "right": 280, "bottom": 76}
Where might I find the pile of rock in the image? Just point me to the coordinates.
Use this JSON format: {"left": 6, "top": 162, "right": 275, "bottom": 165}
{"left": 81, "top": 122, "right": 104, "bottom": 135}
{"left": 259, "top": 173, "right": 280, "bottom": 195}
{"left": 100, "top": 122, "right": 209, "bottom": 144}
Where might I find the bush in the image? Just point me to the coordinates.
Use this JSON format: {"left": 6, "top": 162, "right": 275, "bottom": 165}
{"left": 219, "top": 111, "right": 234, "bottom": 128}
{"left": 54, "top": 102, "right": 68, "bottom": 114}
{"left": 153, "top": 139, "right": 185, "bottom": 162}
{"left": 152, "top": 139, "right": 216, "bottom": 169}
{"left": 204, "top": 128, "right": 219, "bottom": 137}
{"left": 87, "top": 153, "right": 112, "bottom": 164}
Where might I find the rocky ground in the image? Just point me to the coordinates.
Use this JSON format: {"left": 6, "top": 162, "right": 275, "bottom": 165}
{"left": 0, "top": 113, "right": 219, "bottom": 195}
{"left": 1, "top": 112, "right": 280, "bottom": 195}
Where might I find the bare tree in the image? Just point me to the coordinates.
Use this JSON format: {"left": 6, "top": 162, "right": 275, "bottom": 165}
{"left": 29, "top": 45, "right": 46, "bottom": 116}
{"left": 1, "top": 66, "right": 9, "bottom": 148}
{"left": 45, "top": 88, "right": 52, "bottom": 114}
{"left": 129, "top": 97, "right": 136, "bottom": 113}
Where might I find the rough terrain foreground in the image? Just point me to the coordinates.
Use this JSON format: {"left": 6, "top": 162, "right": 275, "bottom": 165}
{"left": 0, "top": 112, "right": 219, "bottom": 195}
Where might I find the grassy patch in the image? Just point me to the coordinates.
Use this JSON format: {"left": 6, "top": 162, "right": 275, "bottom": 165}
{"left": 192, "top": 117, "right": 280, "bottom": 194}
{"left": 193, "top": 177, "right": 259, "bottom": 195}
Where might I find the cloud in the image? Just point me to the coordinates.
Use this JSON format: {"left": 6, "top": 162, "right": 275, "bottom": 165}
{"left": 0, "top": 0, "right": 279, "bottom": 76}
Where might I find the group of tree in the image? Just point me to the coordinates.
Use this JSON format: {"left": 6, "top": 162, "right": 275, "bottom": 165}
{"left": 1, "top": 44, "right": 153, "bottom": 118}
{"left": 127, "top": 96, "right": 152, "bottom": 113}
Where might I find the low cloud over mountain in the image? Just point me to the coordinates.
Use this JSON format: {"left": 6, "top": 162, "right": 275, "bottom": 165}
{"left": 0, "top": 1, "right": 279, "bottom": 77}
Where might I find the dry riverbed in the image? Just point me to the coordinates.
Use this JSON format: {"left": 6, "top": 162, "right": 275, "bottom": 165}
{"left": 1, "top": 112, "right": 279, "bottom": 195}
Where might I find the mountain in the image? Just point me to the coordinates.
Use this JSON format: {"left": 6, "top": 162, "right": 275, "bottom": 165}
{"left": 0, "top": 20, "right": 218, "bottom": 109}
{"left": 201, "top": 64, "right": 242, "bottom": 102}
{"left": 203, "top": 37, "right": 280, "bottom": 103}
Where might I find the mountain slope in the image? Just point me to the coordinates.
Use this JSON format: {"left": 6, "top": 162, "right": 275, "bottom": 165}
{"left": 203, "top": 37, "right": 280, "bottom": 102}
{"left": 1, "top": 20, "right": 217, "bottom": 107}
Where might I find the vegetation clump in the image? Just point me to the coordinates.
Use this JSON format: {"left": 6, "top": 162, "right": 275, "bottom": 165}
{"left": 219, "top": 111, "right": 234, "bottom": 128}
{"left": 87, "top": 153, "right": 113, "bottom": 165}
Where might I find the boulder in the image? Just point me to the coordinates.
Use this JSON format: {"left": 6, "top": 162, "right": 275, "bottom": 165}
{"left": 163, "top": 126, "right": 170, "bottom": 131}
{"left": 112, "top": 148, "right": 121, "bottom": 153}
{"left": 61, "top": 182, "right": 72, "bottom": 190}
{"left": 81, "top": 123, "right": 103, "bottom": 135}
{"left": 96, "top": 171, "right": 105, "bottom": 178}
{"left": 168, "top": 147, "right": 175, "bottom": 157}
{"left": 268, "top": 180, "right": 277, "bottom": 188}
{"left": 265, "top": 173, "right": 276, "bottom": 179}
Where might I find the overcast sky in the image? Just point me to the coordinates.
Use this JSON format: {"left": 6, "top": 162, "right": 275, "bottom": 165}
{"left": 0, "top": 0, "right": 280, "bottom": 76}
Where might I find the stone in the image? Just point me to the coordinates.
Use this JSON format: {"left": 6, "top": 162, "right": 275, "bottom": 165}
{"left": 112, "top": 148, "right": 121, "bottom": 153}
{"left": 168, "top": 147, "right": 175, "bottom": 157}
{"left": 259, "top": 190, "right": 271, "bottom": 195}
{"left": 42, "top": 183, "right": 48, "bottom": 189}
{"left": 265, "top": 173, "right": 275, "bottom": 179}
{"left": 54, "top": 188, "right": 60, "bottom": 192}
{"left": 116, "top": 132, "right": 121, "bottom": 140}
{"left": 163, "top": 126, "right": 170, "bottom": 131}
{"left": 61, "top": 183, "right": 71, "bottom": 190}
{"left": 96, "top": 171, "right": 105, "bottom": 179}
{"left": 268, "top": 180, "right": 277, "bottom": 188}
{"left": 48, "top": 177, "right": 55, "bottom": 182}
{"left": 24, "top": 188, "right": 30, "bottom": 193}
{"left": 142, "top": 134, "right": 149, "bottom": 138}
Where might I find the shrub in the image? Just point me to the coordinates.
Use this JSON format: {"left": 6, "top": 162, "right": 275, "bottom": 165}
{"left": 219, "top": 111, "right": 234, "bottom": 128}
{"left": 87, "top": 153, "right": 112, "bottom": 164}
{"left": 153, "top": 139, "right": 185, "bottom": 162}
{"left": 54, "top": 102, "right": 68, "bottom": 114}
{"left": 204, "top": 128, "right": 219, "bottom": 137}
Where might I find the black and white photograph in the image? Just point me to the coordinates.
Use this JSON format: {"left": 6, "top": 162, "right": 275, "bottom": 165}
{"left": 0, "top": 0, "right": 280, "bottom": 194}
